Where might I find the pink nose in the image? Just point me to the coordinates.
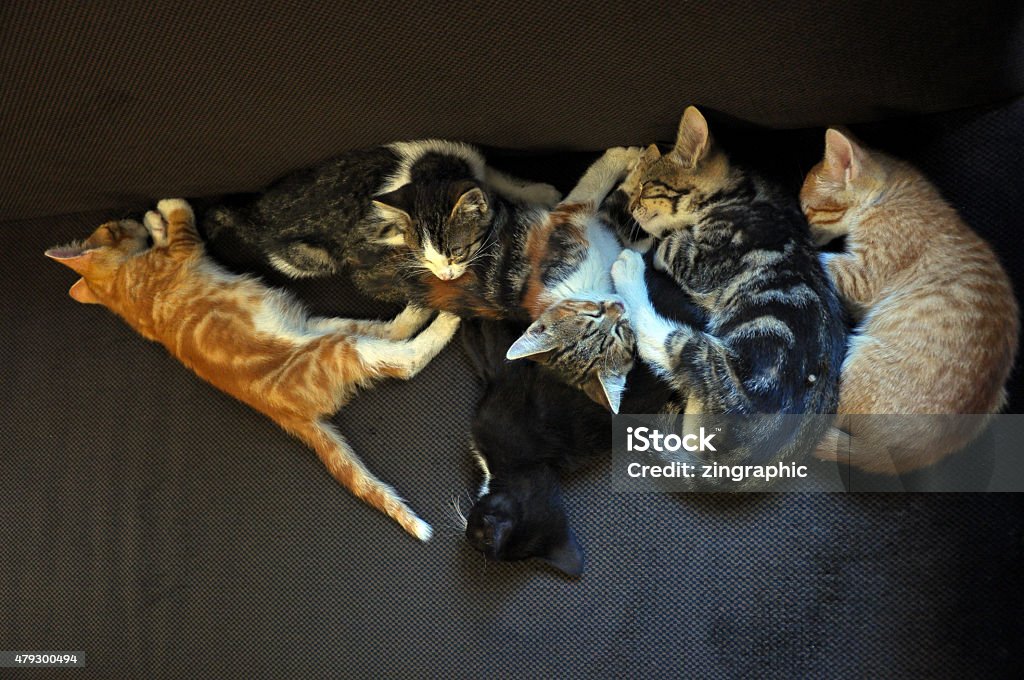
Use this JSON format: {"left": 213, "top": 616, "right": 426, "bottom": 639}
{"left": 437, "top": 270, "right": 455, "bottom": 281}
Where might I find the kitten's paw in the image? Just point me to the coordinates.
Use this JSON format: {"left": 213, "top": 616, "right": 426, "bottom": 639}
{"left": 611, "top": 249, "right": 646, "bottom": 286}
{"left": 522, "top": 182, "right": 562, "bottom": 207}
{"left": 427, "top": 311, "right": 462, "bottom": 339}
{"left": 605, "top": 146, "right": 644, "bottom": 171}
{"left": 156, "top": 198, "right": 194, "bottom": 226}
{"left": 143, "top": 210, "right": 168, "bottom": 246}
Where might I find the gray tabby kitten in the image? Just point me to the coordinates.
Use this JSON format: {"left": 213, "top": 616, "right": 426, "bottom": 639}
{"left": 610, "top": 107, "right": 847, "bottom": 487}
{"left": 205, "top": 140, "right": 560, "bottom": 302}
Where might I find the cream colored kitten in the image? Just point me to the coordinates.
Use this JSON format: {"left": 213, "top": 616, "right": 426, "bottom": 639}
{"left": 800, "top": 129, "right": 1019, "bottom": 473}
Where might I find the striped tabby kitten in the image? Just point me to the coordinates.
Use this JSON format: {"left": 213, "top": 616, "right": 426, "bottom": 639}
{"left": 610, "top": 107, "right": 847, "bottom": 486}
{"left": 206, "top": 140, "right": 560, "bottom": 302}
{"left": 387, "top": 147, "right": 643, "bottom": 412}
{"left": 800, "top": 129, "right": 1019, "bottom": 473}
{"left": 46, "top": 199, "right": 460, "bottom": 540}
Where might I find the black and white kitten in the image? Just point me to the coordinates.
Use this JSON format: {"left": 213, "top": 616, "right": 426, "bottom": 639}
{"left": 203, "top": 140, "right": 560, "bottom": 301}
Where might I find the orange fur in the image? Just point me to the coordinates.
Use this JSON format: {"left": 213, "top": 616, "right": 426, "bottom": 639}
{"left": 421, "top": 269, "right": 506, "bottom": 319}
{"left": 801, "top": 131, "right": 1019, "bottom": 473}
{"left": 46, "top": 200, "right": 459, "bottom": 540}
{"left": 522, "top": 203, "right": 589, "bottom": 318}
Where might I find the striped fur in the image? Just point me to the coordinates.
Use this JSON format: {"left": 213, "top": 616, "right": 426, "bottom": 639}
{"left": 611, "top": 107, "right": 847, "bottom": 488}
{"left": 203, "top": 140, "right": 560, "bottom": 302}
{"left": 800, "top": 129, "right": 1019, "bottom": 473}
{"left": 45, "top": 200, "right": 461, "bottom": 540}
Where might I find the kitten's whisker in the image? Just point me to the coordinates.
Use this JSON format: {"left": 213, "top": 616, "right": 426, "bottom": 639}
{"left": 449, "top": 491, "right": 469, "bottom": 531}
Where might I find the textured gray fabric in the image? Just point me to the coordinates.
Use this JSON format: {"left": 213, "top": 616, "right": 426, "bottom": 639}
{"left": 2, "top": 0, "right": 1022, "bottom": 220}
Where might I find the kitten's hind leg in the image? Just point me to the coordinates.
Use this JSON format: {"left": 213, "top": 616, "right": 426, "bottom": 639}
{"left": 565, "top": 147, "right": 642, "bottom": 206}
{"left": 311, "top": 305, "right": 433, "bottom": 340}
{"left": 354, "top": 312, "right": 461, "bottom": 379}
{"left": 381, "top": 305, "right": 436, "bottom": 340}
{"left": 284, "top": 418, "right": 432, "bottom": 540}
{"left": 152, "top": 199, "right": 202, "bottom": 250}
{"left": 143, "top": 210, "right": 169, "bottom": 247}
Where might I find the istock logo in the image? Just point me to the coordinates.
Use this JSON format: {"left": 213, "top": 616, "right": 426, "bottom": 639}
{"left": 625, "top": 426, "right": 717, "bottom": 453}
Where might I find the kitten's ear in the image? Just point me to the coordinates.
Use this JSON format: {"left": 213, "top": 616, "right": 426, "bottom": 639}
{"left": 541, "top": 526, "right": 584, "bottom": 578}
{"left": 673, "top": 106, "right": 711, "bottom": 167}
{"left": 451, "top": 182, "right": 488, "bottom": 218}
{"left": 822, "top": 128, "right": 862, "bottom": 185}
{"left": 642, "top": 143, "right": 661, "bottom": 164}
{"left": 68, "top": 278, "right": 100, "bottom": 304}
{"left": 582, "top": 371, "right": 627, "bottom": 414}
{"left": 373, "top": 184, "right": 415, "bottom": 226}
{"left": 45, "top": 246, "right": 96, "bottom": 275}
{"left": 506, "top": 322, "right": 556, "bottom": 361}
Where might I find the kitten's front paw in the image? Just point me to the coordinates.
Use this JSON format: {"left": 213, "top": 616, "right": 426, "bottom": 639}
{"left": 605, "top": 146, "right": 644, "bottom": 172}
{"left": 143, "top": 210, "right": 168, "bottom": 246}
{"left": 611, "top": 249, "right": 646, "bottom": 286}
{"left": 606, "top": 146, "right": 642, "bottom": 162}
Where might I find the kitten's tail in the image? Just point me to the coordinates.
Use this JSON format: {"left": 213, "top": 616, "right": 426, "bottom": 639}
{"left": 284, "top": 418, "right": 432, "bottom": 541}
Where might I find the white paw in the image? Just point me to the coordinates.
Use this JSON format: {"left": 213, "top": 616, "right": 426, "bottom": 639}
{"left": 606, "top": 146, "right": 643, "bottom": 165}
{"left": 524, "top": 182, "right": 562, "bottom": 207}
{"left": 143, "top": 210, "right": 168, "bottom": 245}
{"left": 611, "top": 248, "right": 646, "bottom": 286}
{"left": 156, "top": 198, "right": 193, "bottom": 223}
{"left": 429, "top": 312, "right": 461, "bottom": 339}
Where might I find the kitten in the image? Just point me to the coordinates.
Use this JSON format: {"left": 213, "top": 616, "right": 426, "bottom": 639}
{"left": 457, "top": 317, "right": 679, "bottom": 576}
{"left": 800, "top": 129, "right": 1019, "bottom": 473}
{"left": 46, "top": 199, "right": 461, "bottom": 540}
{"left": 610, "top": 107, "right": 847, "bottom": 488}
{"left": 384, "top": 148, "right": 645, "bottom": 412}
{"left": 205, "top": 140, "right": 561, "bottom": 301}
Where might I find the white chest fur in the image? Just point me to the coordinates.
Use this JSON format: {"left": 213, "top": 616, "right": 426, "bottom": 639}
{"left": 545, "top": 215, "right": 622, "bottom": 302}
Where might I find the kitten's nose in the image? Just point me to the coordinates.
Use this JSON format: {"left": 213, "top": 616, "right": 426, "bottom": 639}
{"left": 437, "top": 268, "right": 456, "bottom": 281}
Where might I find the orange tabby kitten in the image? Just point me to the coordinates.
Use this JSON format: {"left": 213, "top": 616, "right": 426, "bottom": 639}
{"left": 46, "top": 199, "right": 460, "bottom": 540}
{"left": 800, "top": 130, "right": 1019, "bottom": 473}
